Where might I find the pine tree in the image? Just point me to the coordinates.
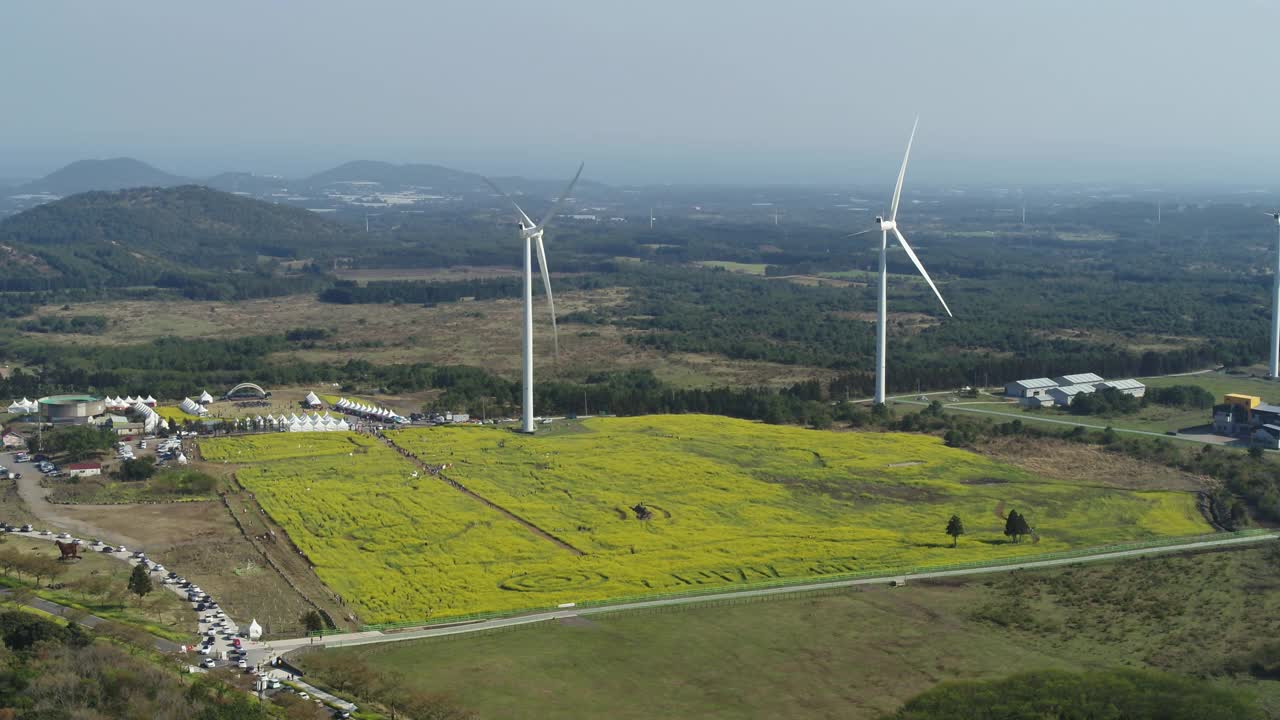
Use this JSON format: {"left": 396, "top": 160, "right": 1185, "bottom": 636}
{"left": 1004, "top": 510, "right": 1023, "bottom": 543}
{"left": 127, "top": 564, "right": 152, "bottom": 599}
{"left": 945, "top": 515, "right": 965, "bottom": 547}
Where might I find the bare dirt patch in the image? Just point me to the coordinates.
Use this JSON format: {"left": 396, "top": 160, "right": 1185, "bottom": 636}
{"left": 977, "top": 436, "right": 1207, "bottom": 492}
{"left": 332, "top": 266, "right": 522, "bottom": 284}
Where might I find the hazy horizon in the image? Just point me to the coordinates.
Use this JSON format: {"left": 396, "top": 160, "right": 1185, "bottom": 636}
{"left": 4, "top": 1, "right": 1279, "bottom": 187}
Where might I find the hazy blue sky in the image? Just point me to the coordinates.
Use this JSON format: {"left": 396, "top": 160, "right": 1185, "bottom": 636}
{"left": 3, "top": 1, "right": 1278, "bottom": 185}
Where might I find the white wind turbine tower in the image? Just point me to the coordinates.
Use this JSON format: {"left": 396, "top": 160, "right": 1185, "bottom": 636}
{"left": 851, "top": 118, "right": 953, "bottom": 404}
{"left": 484, "top": 164, "right": 584, "bottom": 432}
{"left": 1267, "top": 211, "right": 1280, "bottom": 378}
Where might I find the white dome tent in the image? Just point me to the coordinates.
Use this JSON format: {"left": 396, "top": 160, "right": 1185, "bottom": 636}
{"left": 198, "top": 391, "right": 214, "bottom": 405}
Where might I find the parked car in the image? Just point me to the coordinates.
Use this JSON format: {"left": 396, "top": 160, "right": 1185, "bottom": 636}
{"left": 20, "top": 525, "right": 31, "bottom": 533}
{"left": 100, "top": 546, "right": 115, "bottom": 553}
{"left": 201, "top": 658, "right": 216, "bottom": 669}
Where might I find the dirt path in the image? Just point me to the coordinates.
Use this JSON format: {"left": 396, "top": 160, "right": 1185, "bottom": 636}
{"left": 221, "top": 488, "right": 358, "bottom": 631}
{"left": 378, "top": 435, "right": 585, "bottom": 556}
{"left": 13, "top": 472, "right": 145, "bottom": 547}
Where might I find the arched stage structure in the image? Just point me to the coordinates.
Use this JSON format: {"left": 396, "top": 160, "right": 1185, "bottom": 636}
{"left": 224, "top": 382, "right": 270, "bottom": 400}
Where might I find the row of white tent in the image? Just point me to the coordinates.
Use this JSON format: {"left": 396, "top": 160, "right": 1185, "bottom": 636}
{"left": 332, "top": 397, "right": 407, "bottom": 422}
{"left": 132, "top": 400, "right": 168, "bottom": 433}
{"left": 6, "top": 398, "right": 37, "bottom": 414}
{"left": 179, "top": 398, "right": 211, "bottom": 417}
{"left": 233, "top": 413, "right": 350, "bottom": 433}
{"left": 105, "top": 395, "right": 157, "bottom": 409}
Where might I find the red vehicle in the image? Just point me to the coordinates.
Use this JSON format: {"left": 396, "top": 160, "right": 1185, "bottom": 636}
{"left": 232, "top": 638, "right": 242, "bottom": 648}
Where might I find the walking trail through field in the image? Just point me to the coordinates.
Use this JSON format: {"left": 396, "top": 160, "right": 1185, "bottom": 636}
{"left": 376, "top": 434, "right": 585, "bottom": 555}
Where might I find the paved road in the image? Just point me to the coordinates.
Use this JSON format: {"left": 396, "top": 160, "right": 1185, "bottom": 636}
{"left": 0, "top": 588, "right": 180, "bottom": 653}
{"left": 9, "top": 459, "right": 148, "bottom": 548}
{"left": 260, "top": 531, "right": 1278, "bottom": 655}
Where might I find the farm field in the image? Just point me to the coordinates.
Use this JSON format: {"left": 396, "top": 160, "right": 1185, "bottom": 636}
{"left": 300, "top": 545, "right": 1280, "bottom": 720}
{"left": 203, "top": 432, "right": 566, "bottom": 623}
{"left": 203, "top": 416, "right": 1210, "bottom": 625}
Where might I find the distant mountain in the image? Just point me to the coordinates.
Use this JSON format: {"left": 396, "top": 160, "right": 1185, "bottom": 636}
{"left": 302, "top": 160, "right": 482, "bottom": 192}
{"left": 0, "top": 186, "right": 355, "bottom": 292}
{"left": 16, "top": 158, "right": 189, "bottom": 196}
{"left": 203, "top": 171, "right": 290, "bottom": 195}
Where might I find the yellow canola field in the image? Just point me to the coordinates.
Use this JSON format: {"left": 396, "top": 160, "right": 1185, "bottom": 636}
{"left": 205, "top": 417, "right": 1209, "bottom": 624}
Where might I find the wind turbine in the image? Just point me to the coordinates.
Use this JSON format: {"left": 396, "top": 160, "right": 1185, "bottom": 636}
{"left": 1267, "top": 211, "right": 1280, "bottom": 378}
{"left": 851, "top": 118, "right": 952, "bottom": 404}
{"left": 483, "top": 164, "right": 584, "bottom": 432}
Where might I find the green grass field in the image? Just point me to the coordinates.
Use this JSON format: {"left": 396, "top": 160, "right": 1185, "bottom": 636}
{"left": 943, "top": 372, "right": 1280, "bottom": 436}
{"left": 946, "top": 399, "right": 1211, "bottom": 434}
{"left": 300, "top": 545, "right": 1280, "bottom": 720}
{"left": 205, "top": 416, "right": 1209, "bottom": 625}
{"left": 1142, "top": 372, "right": 1280, "bottom": 403}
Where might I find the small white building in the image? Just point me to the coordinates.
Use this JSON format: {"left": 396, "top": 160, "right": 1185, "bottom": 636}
{"left": 1094, "top": 378, "right": 1146, "bottom": 398}
{"left": 1048, "top": 383, "right": 1098, "bottom": 406}
{"left": 66, "top": 462, "right": 102, "bottom": 478}
{"left": 1005, "top": 378, "right": 1057, "bottom": 399}
{"left": 1052, "top": 373, "right": 1104, "bottom": 387}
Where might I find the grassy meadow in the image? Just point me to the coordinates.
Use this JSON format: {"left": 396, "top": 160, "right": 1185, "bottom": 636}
{"left": 204, "top": 416, "right": 1209, "bottom": 625}
{"left": 300, "top": 545, "right": 1280, "bottom": 720}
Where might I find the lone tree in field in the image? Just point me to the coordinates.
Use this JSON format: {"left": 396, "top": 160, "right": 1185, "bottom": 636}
{"left": 127, "top": 564, "right": 152, "bottom": 599}
{"left": 945, "top": 515, "right": 965, "bottom": 547}
{"left": 301, "top": 610, "right": 324, "bottom": 636}
{"left": 1004, "top": 510, "right": 1032, "bottom": 543}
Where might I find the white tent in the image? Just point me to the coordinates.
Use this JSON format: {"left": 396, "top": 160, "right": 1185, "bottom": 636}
{"left": 248, "top": 619, "right": 262, "bottom": 640}
{"left": 335, "top": 419, "right": 350, "bottom": 431}
{"left": 304, "top": 391, "right": 322, "bottom": 407}
{"left": 143, "top": 395, "right": 157, "bottom": 406}
{"left": 198, "top": 391, "right": 214, "bottom": 404}
{"left": 176, "top": 453, "right": 189, "bottom": 465}
{"left": 6, "top": 400, "right": 26, "bottom": 414}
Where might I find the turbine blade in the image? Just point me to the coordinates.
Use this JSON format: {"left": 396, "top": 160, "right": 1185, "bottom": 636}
{"left": 890, "top": 117, "right": 919, "bottom": 223}
{"left": 892, "top": 226, "right": 952, "bottom": 317}
{"left": 535, "top": 233, "right": 559, "bottom": 359}
{"left": 847, "top": 228, "right": 877, "bottom": 237}
{"left": 538, "top": 162, "right": 585, "bottom": 229}
{"left": 482, "top": 176, "right": 534, "bottom": 227}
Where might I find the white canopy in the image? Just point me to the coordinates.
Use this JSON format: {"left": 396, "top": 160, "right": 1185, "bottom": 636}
{"left": 143, "top": 395, "right": 156, "bottom": 405}
{"left": 304, "top": 391, "right": 322, "bottom": 406}
{"left": 198, "top": 391, "right": 214, "bottom": 404}
{"left": 176, "top": 453, "right": 189, "bottom": 464}
{"left": 248, "top": 619, "right": 263, "bottom": 640}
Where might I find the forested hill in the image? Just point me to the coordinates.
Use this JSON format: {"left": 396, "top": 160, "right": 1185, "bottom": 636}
{"left": 15, "top": 157, "right": 189, "bottom": 196}
{"left": 0, "top": 185, "right": 354, "bottom": 295}
{"left": 302, "top": 160, "right": 481, "bottom": 190}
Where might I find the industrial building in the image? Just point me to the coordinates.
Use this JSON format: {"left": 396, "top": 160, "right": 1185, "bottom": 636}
{"left": 1004, "top": 377, "right": 1057, "bottom": 400}
{"left": 1212, "top": 394, "right": 1280, "bottom": 438}
{"left": 1004, "top": 373, "right": 1146, "bottom": 408}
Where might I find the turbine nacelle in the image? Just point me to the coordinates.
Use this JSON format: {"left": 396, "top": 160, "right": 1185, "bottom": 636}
{"left": 519, "top": 224, "right": 542, "bottom": 240}
{"left": 875, "top": 216, "right": 897, "bottom": 232}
